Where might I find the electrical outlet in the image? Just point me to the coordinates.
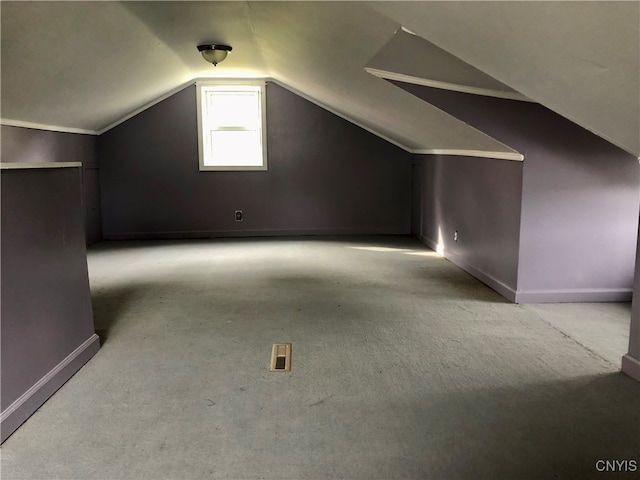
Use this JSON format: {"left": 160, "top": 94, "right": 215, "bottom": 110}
{"left": 235, "top": 210, "right": 243, "bottom": 222}
{"left": 454, "top": 230, "right": 458, "bottom": 242}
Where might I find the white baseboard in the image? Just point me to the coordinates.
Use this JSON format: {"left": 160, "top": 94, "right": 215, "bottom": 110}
{"left": 1, "top": 334, "right": 100, "bottom": 443}
{"left": 103, "top": 228, "right": 410, "bottom": 240}
{"left": 514, "top": 289, "right": 632, "bottom": 304}
{"left": 621, "top": 354, "right": 640, "bottom": 382}
{"left": 415, "top": 235, "right": 632, "bottom": 304}
{"left": 417, "top": 234, "right": 517, "bottom": 302}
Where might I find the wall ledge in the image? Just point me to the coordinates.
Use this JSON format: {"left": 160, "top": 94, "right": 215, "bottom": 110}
{"left": 621, "top": 354, "right": 640, "bottom": 382}
{"left": 365, "top": 67, "right": 533, "bottom": 103}
{"left": 417, "top": 234, "right": 517, "bottom": 302}
{"left": 1, "top": 119, "right": 97, "bottom": 135}
{"left": 0, "top": 162, "right": 82, "bottom": 170}
{"left": 1, "top": 334, "right": 100, "bottom": 444}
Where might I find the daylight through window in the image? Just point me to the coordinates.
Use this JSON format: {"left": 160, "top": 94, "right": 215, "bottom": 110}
{"left": 197, "top": 82, "right": 267, "bottom": 171}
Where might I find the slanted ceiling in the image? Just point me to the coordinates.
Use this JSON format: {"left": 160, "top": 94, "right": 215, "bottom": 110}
{"left": 369, "top": 0, "right": 640, "bottom": 157}
{"left": 1, "top": 1, "right": 638, "bottom": 158}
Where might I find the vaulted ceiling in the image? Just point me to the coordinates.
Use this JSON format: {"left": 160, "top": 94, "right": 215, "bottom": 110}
{"left": 2, "top": 1, "right": 638, "bottom": 158}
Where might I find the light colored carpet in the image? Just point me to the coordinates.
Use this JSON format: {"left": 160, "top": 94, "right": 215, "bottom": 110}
{"left": 2, "top": 236, "right": 639, "bottom": 480}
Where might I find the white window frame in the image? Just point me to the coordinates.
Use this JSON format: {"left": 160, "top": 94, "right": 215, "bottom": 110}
{"left": 196, "top": 80, "right": 268, "bottom": 171}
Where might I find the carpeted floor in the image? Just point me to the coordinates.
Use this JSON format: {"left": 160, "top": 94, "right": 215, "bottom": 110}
{"left": 2, "top": 236, "right": 638, "bottom": 480}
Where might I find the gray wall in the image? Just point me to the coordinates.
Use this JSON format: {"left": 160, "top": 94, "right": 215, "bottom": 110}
{"left": 412, "top": 154, "right": 523, "bottom": 299}
{"left": 97, "top": 83, "right": 412, "bottom": 239}
{"left": 1, "top": 166, "right": 99, "bottom": 442}
{"left": 397, "top": 81, "right": 639, "bottom": 303}
{"left": 624, "top": 222, "right": 640, "bottom": 379}
{"left": 1, "top": 125, "right": 102, "bottom": 245}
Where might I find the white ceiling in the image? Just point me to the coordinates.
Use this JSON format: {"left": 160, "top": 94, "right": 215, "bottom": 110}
{"left": 366, "top": 29, "right": 530, "bottom": 101}
{"left": 2, "top": 1, "right": 638, "bottom": 157}
{"left": 369, "top": 0, "right": 640, "bottom": 157}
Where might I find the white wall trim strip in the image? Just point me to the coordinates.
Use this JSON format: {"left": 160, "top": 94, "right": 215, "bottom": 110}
{"left": 400, "top": 26, "right": 418, "bottom": 36}
{"left": 514, "top": 288, "right": 632, "bottom": 304}
{"left": 418, "top": 234, "right": 518, "bottom": 302}
{"left": 413, "top": 149, "right": 524, "bottom": 161}
{"left": 365, "top": 67, "right": 534, "bottom": 103}
{"left": 622, "top": 354, "right": 640, "bottom": 382}
{"left": 0, "top": 119, "right": 97, "bottom": 135}
{"left": 0, "top": 162, "right": 82, "bottom": 170}
{"left": 104, "top": 227, "right": 411, "bottom": 240}
{"left": 0, "top": 334, "right": 100, "bottom": 443}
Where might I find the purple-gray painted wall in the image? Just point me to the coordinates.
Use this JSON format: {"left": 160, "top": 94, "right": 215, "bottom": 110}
{"left": 622, "top": 220, "right": 640, "bottom": 380}
{"left": 412, "top": 154, "right": 523, "bottom": 299}
{"left": 1, "top": 125, "right": 102, "bottom": 245}
{"left": 97, "top": 83, "right": 412, "bottom": 239}
{"left": 397, "top": 81, "right": 639, "bottom": 303}
{"left": 631, "top": 232, "right": 640, "bottom": 360}
{"left": 1, "top": 166, "right": 99, "bottom": 442}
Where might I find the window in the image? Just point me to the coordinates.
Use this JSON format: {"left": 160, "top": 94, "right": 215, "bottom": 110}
{"left": 196, "top": 81, "right": 267, "bottom": 171}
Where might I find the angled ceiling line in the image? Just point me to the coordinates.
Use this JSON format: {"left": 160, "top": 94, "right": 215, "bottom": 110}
{"left": 266, "top": 78, "right": 410, "bottom": 152}
{"left": 369, "top": 1, "right": 640, "bottom": 157}
{"left": 0, "top": 119, "right": 98, "bottom": 136}
{"left": 412, "top": 149, "right": 523, "bottom": 161}
{"left": 365, "top": 68, "right": 534, "bottom": 103}
{"left": 95, "top": 80, "right": 197, "bottom": 135}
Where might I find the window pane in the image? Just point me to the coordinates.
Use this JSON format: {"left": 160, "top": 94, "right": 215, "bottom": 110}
{"left": 197, "top": 83, "right": 267, "bottom": 171}
{"left": 206, "top": 130, "right": 263, "bottom": 167}
{"left": 206, "top": 91, "right": 260, "bottom": 129}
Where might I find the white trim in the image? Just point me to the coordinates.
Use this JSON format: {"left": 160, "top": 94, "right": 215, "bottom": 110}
{"left": 103, "top": 228, "right": 410, "bottom": 240}
{"left": 96, "top": 80, "right": 196, "bottom": 135}
{"left": 1, "top": 334, "right": 100, "bottom": 443}
{"left": 365, "top": 67, "right": 534, "bottom": 103}
{"left": 514, "top": 288, "right": 633, "bottom": 304}
{"left": 0, "top": 119, "right": 97, "bottom": 135}
{"left": 196, "top": 80, "right": 268, "bottom": 171}
{"left": 418, "top": 234, "right": 517, "bottom": 302}
{"left": 412, "top": 149, "right": 524, "bottom": 161}
{"left": 368, "top": 66, "right": 640, "bottom": 158}
{"left": 400, "top": 26, "right": 418, "bottom": 36}
{"left": 622, "top": 354, "right": 640, "bottom": 382}
{"left": 0, "top": 335, "right": 99, "bottom": 423}
{"left": 0, "top": 162, "right": 82, "bottom": 170}
{"left": 196, "top": 79, "right": 268, "bottom": 87}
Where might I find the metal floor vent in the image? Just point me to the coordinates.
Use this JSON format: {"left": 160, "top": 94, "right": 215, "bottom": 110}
{"left": 270, "top": 343, "right": 292, "bottom": 372}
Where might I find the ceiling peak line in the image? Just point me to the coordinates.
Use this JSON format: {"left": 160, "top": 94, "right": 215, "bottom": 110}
{"left": 244, "top": 0, "right": 272, "bottom": 78}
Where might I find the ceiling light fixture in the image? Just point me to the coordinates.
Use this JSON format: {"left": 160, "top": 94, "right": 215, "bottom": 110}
{"left": 197, "top": 44, "right": 232, "bottom": 66}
